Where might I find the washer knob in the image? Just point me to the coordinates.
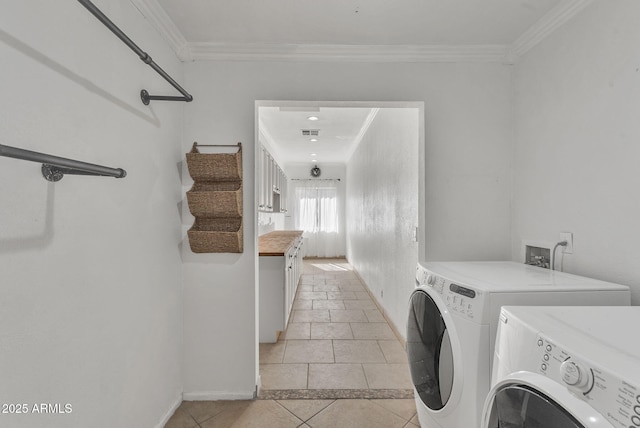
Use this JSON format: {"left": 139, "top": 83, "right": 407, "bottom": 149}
{"left": 560, "top": 360, "right": 592, "bottom": 391}
{"left": 426, "top": 274, "right": 436, "bottom": 286}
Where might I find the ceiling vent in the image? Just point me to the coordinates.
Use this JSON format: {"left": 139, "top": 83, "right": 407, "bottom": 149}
{"left": 301, "top": 129, "right": 320, "bottom": 136}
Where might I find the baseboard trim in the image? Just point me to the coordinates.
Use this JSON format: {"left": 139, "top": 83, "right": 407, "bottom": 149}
{"left": 155, "top": 392, "right": 183, "bottom": 428}
{"left": 182, "top": 391, "right": 256, "bottom": 401}
{"left": 348, "top": 262, "right": 407, "bottom": 349}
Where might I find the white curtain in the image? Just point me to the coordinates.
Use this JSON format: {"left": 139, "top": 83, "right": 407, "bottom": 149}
{"left": 293, "top": 180, "right": 344, "bottom": 257}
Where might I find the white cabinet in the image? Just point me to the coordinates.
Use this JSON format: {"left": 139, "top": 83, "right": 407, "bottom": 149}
{"left": 284, "top": 237, "right": 303, "bottom": 320}
{"left": 258, "top": 147, "right": 266, "bottom": 211}
{"left": 259, "top": 233, "right": 304, "bottom": 343}
{"left": 258, "top": 144, "right": 288, "bottom": 213}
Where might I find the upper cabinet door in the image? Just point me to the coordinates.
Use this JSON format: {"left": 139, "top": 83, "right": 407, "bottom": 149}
{"left": 258, "top": 144, "right": 287, "bottom": 213}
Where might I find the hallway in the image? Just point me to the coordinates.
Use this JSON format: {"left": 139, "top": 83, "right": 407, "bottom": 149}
{"left": 164, "top": 259, "right": 418, "bottom": 427}
{"left": 259, "top": 258, "right": 413, "bottom": 398}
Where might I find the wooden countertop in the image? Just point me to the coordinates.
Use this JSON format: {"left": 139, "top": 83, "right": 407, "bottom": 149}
{"left": 259, "top": 230, "right": 304, "bottom": 256}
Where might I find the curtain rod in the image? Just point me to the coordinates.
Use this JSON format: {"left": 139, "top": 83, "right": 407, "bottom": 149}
{"left": 0, "top": 144, "right": 126, "bottom": 182}
{"left": 77, "top": 0, "right": 193, "bottom": 105}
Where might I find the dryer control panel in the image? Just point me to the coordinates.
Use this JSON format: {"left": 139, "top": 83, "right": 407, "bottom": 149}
{"left": 415, "top": 264, "right": 484, "bottom": 322}
{"left": 535, "top": 334, "right": 640, "bottom": 428}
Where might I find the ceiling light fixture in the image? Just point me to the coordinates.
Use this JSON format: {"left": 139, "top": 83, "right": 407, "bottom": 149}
{"left": 311, "top": 159, "right": 318, "bottom": 163}
{"left": 307, "top": 116, "right": 319, "bottom": 121}
{"left": 311, "top": 153, "right": 317, "bottom": 156}
{"left": 310, "top": 138, "right": 318, "bottom": 142}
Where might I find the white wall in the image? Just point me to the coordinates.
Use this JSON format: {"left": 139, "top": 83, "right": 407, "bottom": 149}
{"left": 182, "top": 60, "right": 512, "bottom": 396}
{"left": 346, "top": 108, "right": 420, "bottom": 336}
{"left": 0, "top": 1, "right": 183, "bottom": 427}
{"left": 512, "top": 1, "right": 640, "bottom": 303}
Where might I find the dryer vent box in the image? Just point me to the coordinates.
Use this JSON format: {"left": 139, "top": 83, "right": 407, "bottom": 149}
{"left": 524, "top": 244, "right": 551, "bottom": 269}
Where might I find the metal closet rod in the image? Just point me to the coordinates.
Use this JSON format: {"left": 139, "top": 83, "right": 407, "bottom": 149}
{"left": 76, "top": 0, "right": 193, "bottom": 105}
{"left": 0, "top": 144, "right": 126, "bottom": 182}
{"left": 194, "top": 143, "right": 242, "bottom": 148}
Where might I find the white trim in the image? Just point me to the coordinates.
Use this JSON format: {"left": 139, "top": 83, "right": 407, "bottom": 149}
{"left": 507, "top": 0, "right": 594, "bottom": 62}
{"left": 258, "top": 122, "right": 286, "bottom": 169}
{"left": 187, "top": 43, "right": 507, "bottom": 63}
{"left": 128, "top": 0, "right": 191, "bottom": 61}
{"left": 131, "top": 0, "right": 594, "bottom": 64}
{"left": 345, "top": 108, "right": 380, "bottom": 163}
{"left": 154, "top": 393, "right": 183, "bottom": 428}
{"left": 182, "top": 391, "right": 256, "bottom": 401}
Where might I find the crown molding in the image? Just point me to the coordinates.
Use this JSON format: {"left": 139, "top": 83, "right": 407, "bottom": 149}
{"left": 507, "top": 0, "right": 594, "bottom": 62}
{"left": 128, "top": 0, "right": 191, "bottom": 61}
{"left": 132, "top": 0, "right": 593, "bottom": 64}
{"left": 187, "top": 43, "right": 507, "bottom": 63}
{"left": 345, "top": 108, "right": 380, "bottom": 162}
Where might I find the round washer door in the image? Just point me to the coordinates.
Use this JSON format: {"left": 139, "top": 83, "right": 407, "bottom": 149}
{"left": 406, "top": 289, "right": 457, "bottom": 411}
{"left": 482, "top": 372, "right": 614, "bottom": 428}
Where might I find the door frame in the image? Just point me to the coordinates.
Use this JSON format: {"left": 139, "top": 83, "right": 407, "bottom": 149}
{"left": 253, "top": 100, "right": 426, "bottom": 389}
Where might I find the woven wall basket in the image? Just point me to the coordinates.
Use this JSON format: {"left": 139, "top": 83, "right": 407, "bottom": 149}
{"left": 185, "top": 142, "right": 243, "bottom": 253}
{"left": 188, "top": 218, "right": 243, "bottom": 254}
{"left": 186, "top": 143, "right": 242, "bottom": 181}
{"left": 186, "top": 181, "right": 243, "bottom": 218}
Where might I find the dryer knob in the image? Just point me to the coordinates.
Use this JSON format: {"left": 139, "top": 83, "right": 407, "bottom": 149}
{"left": 560, "top": 360, "right": 592, "bottom": 392}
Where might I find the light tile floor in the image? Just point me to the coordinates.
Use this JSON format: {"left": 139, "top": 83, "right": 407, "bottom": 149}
{"left": 165, "top": 259, "right": 417, "bottom": 428}
{"left": 259, "top": 258, "right": 413, "bottom": 397}
{"left": 165, "top": 397, "right": 419, "bottom": 427}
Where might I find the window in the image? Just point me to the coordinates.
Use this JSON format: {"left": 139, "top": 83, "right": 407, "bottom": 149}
{"left": 296, "top": 186, "right": 339, "bottom": 233}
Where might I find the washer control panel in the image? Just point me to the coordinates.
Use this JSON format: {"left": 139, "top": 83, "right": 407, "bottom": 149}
{"left": 415, "top": 264, "right": 480, "bottom": 321}
{"left": 535, "top": 334, "right": 640, "bottom": 428}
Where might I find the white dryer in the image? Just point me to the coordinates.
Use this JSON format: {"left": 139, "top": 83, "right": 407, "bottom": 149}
{"left": 482, "top": 306, "right": 640, "bottom": 428}
{"left": 407, "top": 261, "right": 630, "bottom": 428}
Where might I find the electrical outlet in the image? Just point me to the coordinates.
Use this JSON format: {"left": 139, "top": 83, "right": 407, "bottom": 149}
{"left": 560, "top": 232, "right": 573, "bottom": 254}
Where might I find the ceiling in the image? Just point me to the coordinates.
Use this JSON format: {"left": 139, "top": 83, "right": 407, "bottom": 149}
{"left": 138, "top": 0, "right": 591, "bottom": 164}
{"left": 259, "top": 106, "right": 377, "bottom": 165}
{"left": 136, "top": 0, "right": 592, "bottom": 61}
{"left": 156, "top": 0, "right": 561, "bottom": 46}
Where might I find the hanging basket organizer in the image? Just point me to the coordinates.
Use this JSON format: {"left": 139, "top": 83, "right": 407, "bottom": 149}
{"left": 188, "top": 218, "right": 243, "bottom": 254}
{"left": 186, "top": 181, "right": 243, "bottom": 218}
{"left": 185, "top": 142, "right": 243, "bottom": 253}
{"left": 186, "top": 143, "right": 242, "bottom": 181}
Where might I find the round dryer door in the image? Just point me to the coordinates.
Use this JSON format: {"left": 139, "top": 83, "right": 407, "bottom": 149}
{"left": 406, "top": 289, "right": 455, "bottom": 411}
{"left": 482, "top": 372, "right": 613, "bottom": 428}
{"left": 486, "top": 385, "right": 584, "bottom": 428}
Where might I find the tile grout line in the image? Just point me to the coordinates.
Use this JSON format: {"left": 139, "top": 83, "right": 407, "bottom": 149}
{"left": 190, "top": 414, "right": 202, "bottom": 428}
{"left": 302, "top": 399, "right": 337, "bottom": 424}
{"left": 367, "top": 398, "right": 415, "bottom": 423}
{"left": 375, "top": 339, "right": 389, "bottom": 363}
{"left": 272, "top": 399, "right": 306, "bottom": 426}
{"left": 362, "top": 362, "right": 371, "bottom": 390}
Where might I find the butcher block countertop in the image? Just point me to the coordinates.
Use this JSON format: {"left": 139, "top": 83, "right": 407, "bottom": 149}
{"left": 259, "top": 230, "right": 304, "bottom": 256}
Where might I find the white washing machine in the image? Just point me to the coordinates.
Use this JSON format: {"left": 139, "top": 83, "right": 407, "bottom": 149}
{"left": 406, "top": 261, "right": 630, "bottom": 428}
{"left": 482, "top": 306, "right": 640, "bottom": 428}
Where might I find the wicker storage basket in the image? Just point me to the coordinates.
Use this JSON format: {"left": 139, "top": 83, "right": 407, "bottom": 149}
{"left": 186, "top": 182, "right": 242, "bottom": 218}
{"left": 186, "top": 143, "right": 242, "bottom": 181}
{"left": 187, "top": 218, "right": 243, "bottom": 253}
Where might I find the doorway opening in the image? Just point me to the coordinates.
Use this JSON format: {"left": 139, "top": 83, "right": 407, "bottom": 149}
{"left": 255, "top": 100, "right": 425, "bottom": 398}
